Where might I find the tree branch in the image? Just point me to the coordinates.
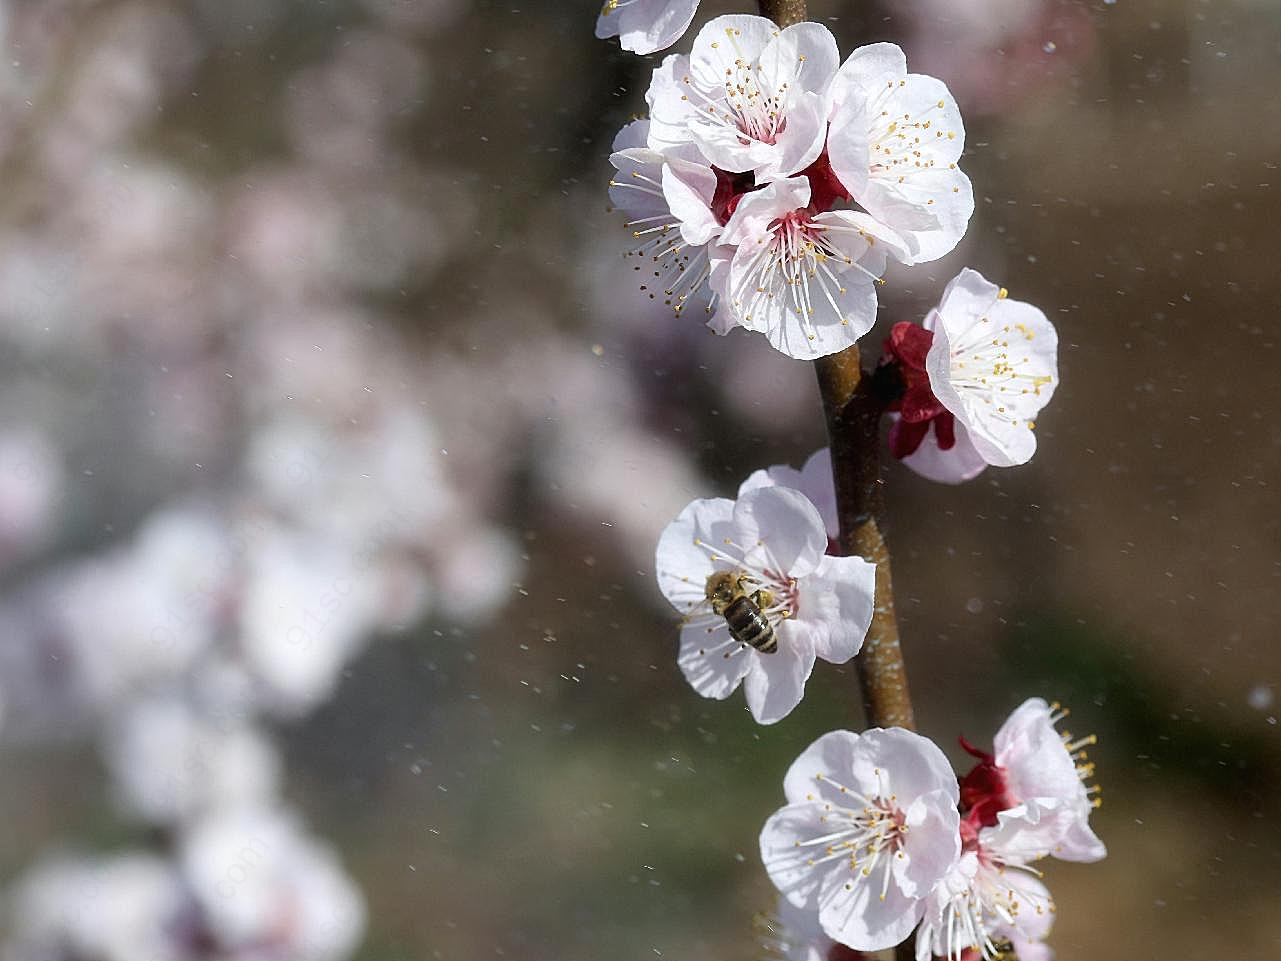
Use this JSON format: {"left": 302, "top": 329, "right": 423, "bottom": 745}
{"left": 814, "top": 348, "right": 916, "bottom": 732}
{"left": 756, "top": 0, "right": 808, "bottom": 29}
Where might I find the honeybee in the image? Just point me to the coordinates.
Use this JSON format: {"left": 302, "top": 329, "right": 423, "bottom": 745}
{"left": 704, "top": 570, "right": 778, "bottom": 654}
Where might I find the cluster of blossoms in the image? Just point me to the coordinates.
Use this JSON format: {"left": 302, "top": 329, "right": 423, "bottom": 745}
{"left": 608, "top": 14, "right": 974, "bottom": 361}
{"left": 758, "top": 700, "right": 1104, "bottom": 960}
{"left": 606, "top": 6, "right": 1101, "bottom": 961}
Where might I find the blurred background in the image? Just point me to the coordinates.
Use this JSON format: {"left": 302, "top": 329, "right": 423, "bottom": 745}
{"left": 0, "top": 0, "right": 1275, "bottom": 958}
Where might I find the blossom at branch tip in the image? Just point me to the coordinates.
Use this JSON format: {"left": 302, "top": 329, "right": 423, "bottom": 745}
{"left": 595, "top": 0, "right": 701, "bottom": 56}
{"left": 759, "top": 728, "right": 962, "bottom": 951}
{"left": 883, "top": 269, "right": 1058, "bottom": 477}
{"left": 826, "top": 42, "right": 974, "bottom": 264}
{"left": 654, "top": 486, "right": 875, "bottom": 724}
{"left": 738, "top": 448, "right": 839, "bottom": 547}
{"left": 646, "top": 16, "right": 838, "bottom": 182}
{"left": 914, "top": 806, "right": 1058, "bottom": 961}
{"left": 960, "top": 698, "right": 1107, "bottom": 863}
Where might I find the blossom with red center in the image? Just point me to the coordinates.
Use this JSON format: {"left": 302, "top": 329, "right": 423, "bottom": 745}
{"left": 959, "top": 698, "right": 1106, "bottom": 863}
{"left": 654, "top": 486, "right": 875, "bottom": 724}
{"left": 759, "top": 728, "right": 962, "bottom": 952}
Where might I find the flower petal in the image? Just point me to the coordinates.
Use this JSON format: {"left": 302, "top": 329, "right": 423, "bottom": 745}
{"left": 798, "top": 554, "right": 875, "bottom": 664}
{"left": 732, "top": 485, "right": 827, "bottom": 579}
{"left": 743, "top": 627, "right": 815, "bottom": 724}
{"left": 677, "top": 619, "right": 754, "bottom": 700}
{"left": 612, "top": 0, "right": 701, "bottom": 56}
{"left": 654, "top": 496, "right": 735, "bottom": 612}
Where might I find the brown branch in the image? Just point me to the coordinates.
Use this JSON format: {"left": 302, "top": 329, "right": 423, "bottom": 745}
{"left": 756, "top": 0, "right": 809, "bottom": 29}
{"left": 814, "top": 348, "right": 915, "bottom": 732}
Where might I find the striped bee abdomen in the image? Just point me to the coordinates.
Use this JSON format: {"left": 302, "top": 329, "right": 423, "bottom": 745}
{"left": 723, "top": 595, "right": 777, "bottom": 654}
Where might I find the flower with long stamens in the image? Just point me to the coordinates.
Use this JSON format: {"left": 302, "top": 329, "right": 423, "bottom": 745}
{"left": 739, "top": 448, "right": 838, "bottom": 548}
{"left": 596, "top": 0, "right": 701, "bottom": 56}
{"left": 608, "top": 119, "right": 723, "bottom": 317}
{"left": 914, "top": 806, "right": 1059, "bottom": 961}
{"left": 959, "top": 698, "right": 1106, "bottom": 862}
{"left": 713, "top": 175, "right": 908, "bottom": 360}
{"left": 654, "top": 486, "right": 875, "bottom": 724}
{"left": 826, "top": 42, "right": 974, "bottom": 264}
{"left": 759, "top": 728, "right": 962, "bottom": 951}
{"left": 647, "top": 15, "right": 839, "bottom": 182}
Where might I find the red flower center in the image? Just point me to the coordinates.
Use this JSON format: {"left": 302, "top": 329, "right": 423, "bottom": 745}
{"left": 957, "top": 734, "right": 1018, "bottom": 831}
{"left": 709, "top": 151, "right": 852, "bottom": 226}
{"left": 882, "top": 322, "right": 956, "bottom": 460}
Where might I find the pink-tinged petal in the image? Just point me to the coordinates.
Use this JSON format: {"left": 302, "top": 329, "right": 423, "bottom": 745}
{"left": 733, "top": 485, "right": 827, "bottom": 578}
{"left": 689, "top": 14, "right": 780, "bottom": 88}
{"left": 817, "top": 871, "right": 925, "bottom": 953}
{"left": 826, "top": 101, "right": 872, "bottom": 197}
{"left": 677, "top": 620, "right": 754, "bottom": 699}
{"left": 992, "top": 698, "right": 1082, "bottom": 807}
{"left": 661, "top": 160, "right": 720, "bottom": 246}
{"left": 1055, "top": 817, "right": 1107, "bottom": 863}
{"left": 722, "top": 177, "right": 812, "bottom": 247}
{"left": 760, "top": 275, "right": 876, "bottom": 361}
{"left": 738, "top": 448, "right": 839, "bottom": 543}
{"left": 704, "top": 244, "right": 738, "bottom": 334}
{"left": 797, "top": 448, "right": 839, "bottom": 539}
{"left": 894, "top": 414, "right": 989, "bottom": 485}
{"left": 654, "top": 496, "right": 734, "bottom": 611}
{"left": 760, "top": 90, "right": 828, "bottom": 182}
{"left": 760, "top": 21, "right": 840, "bottom": 98}
{"left": 1007, "top": 935, "right": 1055, "bottom": 961}
{"left": 999, "top": 871, "right": 1056, "bottom": 942}
{"left": 895, "top": 788, "right": 962, "bottom": 898}
{"left": 743, "top": 626, "right": 815, "bottom": 724}
{"left": 646, "top": 54, "right": 700, "bottom": 151}
{"left": 613, "top": 0, "right": 701, "bottom": 56}
{"left": 799, "top": 554, "right": 874, "bottom": 664}
{"left": 861, "top": 166, "right": 973, "bottom": 265}
{"left": 760, "top": 801, "right": 831, "bottom": 909}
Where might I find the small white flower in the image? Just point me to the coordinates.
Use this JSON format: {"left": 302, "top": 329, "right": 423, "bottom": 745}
{"left": 738, "top": 447, "right": 838, "bottom": 545}
{"left": 647, "top": 15, "right": 838, "bottom": 182}
{"left": 914, "top": 806, "right": 1058, "bottom": 961}
{"left": 595, "top": 0, "right": 701, "bottom": 56}
{"left": 826, "top": 43, "right": 974, "bottom": 264}
{"left": 654, "top": 485, "right": 875, "bottom": 724}
{"left": 759, "top": 728, "right": 962, "bottom": 952}
{"left": 608, "top": 118, "right": 722, "bottom": 317}
{"left": 988, "top": 698, "right": 1106, "bottom": 862}
{"left": 924, "top": 268, "right": 1059, "bottom": 468}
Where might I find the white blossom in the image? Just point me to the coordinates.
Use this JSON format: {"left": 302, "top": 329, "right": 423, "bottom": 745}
{"left": 826, "top": 42, "right": 973, "bottom": 264}
{"left": 646, "top": 16, "right": 838, "bottom": 182}
{"left": 655, "top": 486, "right": 874, "bottom": 724}
{"left": 924, "top": 269, "right": 1059, "bottom": 468}
{"left": 760, "top": 728, "right": 962, "bottom": 951}
{"left": 595, "top": 0, "right": 701, "bottom": 56}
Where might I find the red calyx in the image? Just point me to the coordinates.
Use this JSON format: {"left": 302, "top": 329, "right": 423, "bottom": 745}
{"left": 826, "top": 946, "right": 869, "bottom": 961}
{"left": 882, "top": 322, "right": 955, "bottom": 460}
{"left": 958, "top": 734, "right": 1017, "bottom": 830}
{"left": 798, "top": 150, "right": 851, "bottom": 215}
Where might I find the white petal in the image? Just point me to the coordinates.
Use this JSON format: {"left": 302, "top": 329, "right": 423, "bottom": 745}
{"left": 830, "top": 42, "right": 907, "bottom": 114}
{"left": 737, "top": 447, "right": 838, "bottom": 542}
{"left": 895, "top": 789, "right": 962, "bottom": 898}
{"left": 661, "top": 159, "right": 720, "bottom": 246}
{"left": 781, "top": 729, "right": 863, "bottom": 805}
{"left": 615, "top": 0, "right": 701, "bottom": 56}
{"left": 677, "top": 620, "right": 754, "bottom": 699}
{"left": 797, "top": 554, "right": 875, "bottom": 664}
{"left": 689, "top": 14, "right": 780, "bottom": 88}
{"left": 760, "top": 801, "right": 830, "bottom": 910}
{"left": 894, "top": 414, "right": 989, "bottom": 485}
{"left": 732, "top": 485, "right": 827, "bottom": 579}
{"left": 861, "top": 166, "right": 973, "bottom": 264}
{"left": 646, "top": 54, "right": 701, "bottom": 152}
{"left": 654, "top": 496, "right": 734, "bottom": 612}
{"left": 813, "top": 208, "right": 913, "bottom": 268}
{"left": 743, "top": 627, "right": 815, "bottom": 724}
{"left": 817, "top": 868, "right": 925, "bottom": 952}
{"left": 759, "top": 21, "right": 840, "bottom": 98}
{"left": 595, "top": 1, "right": 622, "bottom": 40}
{"left": 759, "top": 90, "right": 828, "bottom": 182}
